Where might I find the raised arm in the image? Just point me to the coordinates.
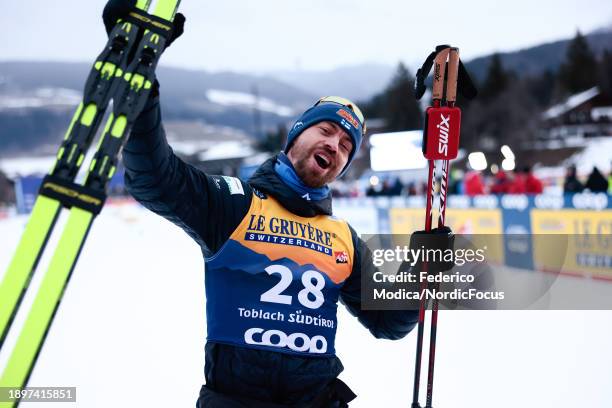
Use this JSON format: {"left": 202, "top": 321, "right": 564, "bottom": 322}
{"left": 122, "top": 94, "right": 252, "bottom": 254}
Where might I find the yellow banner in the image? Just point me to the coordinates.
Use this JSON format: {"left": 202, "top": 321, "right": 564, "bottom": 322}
{"left": 389, "top": 208, "right": 504, "bottom": 263}
{"left": 390, "top": 208, "right": 503, "bottom": 234}
{"left": 531, "top": 210, "right": 612, "bottom": 280}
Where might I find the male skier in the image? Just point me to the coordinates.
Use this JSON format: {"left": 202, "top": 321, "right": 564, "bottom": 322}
{"left": 104, "top": 1, "right": 450, "bottom": 406}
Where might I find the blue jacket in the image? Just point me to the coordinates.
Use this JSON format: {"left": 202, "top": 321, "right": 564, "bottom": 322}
{"left": 122, "top": 95, "right": 418, "bottom": 405}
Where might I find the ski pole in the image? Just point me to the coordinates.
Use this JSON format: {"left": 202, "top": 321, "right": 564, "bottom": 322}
{"left": 425, "top": 48, "right": 460, "bottom": 408}
{"left": 412, "top": 44, "right": 474, "bottom": 408}
{"left": 411, "top": 45, "right": 450, "bottom": 408}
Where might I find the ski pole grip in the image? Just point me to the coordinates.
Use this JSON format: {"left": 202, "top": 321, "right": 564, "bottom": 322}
{"left": 432, "top": 47, "right": 450, "bottom": 101}
{"left": 446, "top": 48, "right": 460, "bottom": 104}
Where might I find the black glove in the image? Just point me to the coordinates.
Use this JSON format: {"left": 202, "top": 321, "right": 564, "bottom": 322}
{"left": 409, "top": 226, "right": 455, "bottom": 273}
{"left": 102, "top": 0, "right": 185, "bottom": 47}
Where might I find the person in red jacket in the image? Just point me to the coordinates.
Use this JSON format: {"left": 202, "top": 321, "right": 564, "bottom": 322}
{"left": 507, "top": 171, "right": 526, "bottom": 194}
{"left": 523, "top": 167, "right": 543, "bottom": 194}
{"left": 490, "top": 170, "right": 510, "bottom": 195}
{"left": 464, "top": 171, "right": 485, "bottom": 196}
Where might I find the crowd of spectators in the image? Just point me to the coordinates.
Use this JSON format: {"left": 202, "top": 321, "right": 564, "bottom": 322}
{"left": 361, "top": 167, "right": 546, "bottom": 197}
{"left": 464, "top": 167, "right": 544, "bottom": 196}
{"left": 461, "top": 165, "right": 610, "bottom": 196}
{"left": 331, "top": 164, "right": 611, "bottom": 198}
{"left": 563, "top": 165, "right": 610, "bottom": 194}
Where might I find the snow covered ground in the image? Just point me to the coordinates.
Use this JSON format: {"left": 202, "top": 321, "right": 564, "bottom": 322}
{"left": 1, "top": 202, "right": 611, "bottom": 407}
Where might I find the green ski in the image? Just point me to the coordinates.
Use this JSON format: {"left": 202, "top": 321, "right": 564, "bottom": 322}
{"left": 0, "top": 0, "right": 182, "bottom": 405}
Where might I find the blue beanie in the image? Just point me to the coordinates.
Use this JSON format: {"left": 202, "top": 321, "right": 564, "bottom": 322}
{"left": 284, "top": 102, "right": 364, "bottom": 177}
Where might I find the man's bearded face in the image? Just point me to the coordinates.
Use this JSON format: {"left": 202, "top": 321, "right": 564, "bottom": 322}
{"left": 286, "top": 121, "right": 353, "bottom": 188}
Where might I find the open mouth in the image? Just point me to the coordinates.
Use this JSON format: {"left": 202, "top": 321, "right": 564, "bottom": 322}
{"left": 314, "top": 153, "right": 331, "bottom": 170}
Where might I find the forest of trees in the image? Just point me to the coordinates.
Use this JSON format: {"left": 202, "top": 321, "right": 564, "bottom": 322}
{"left": 360, "top": 31, "right": 612, "bottom": 154}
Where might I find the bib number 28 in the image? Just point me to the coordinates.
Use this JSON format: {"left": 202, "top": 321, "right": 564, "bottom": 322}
{"left": 260, "top": 265, "right": 325, "bottom": 309}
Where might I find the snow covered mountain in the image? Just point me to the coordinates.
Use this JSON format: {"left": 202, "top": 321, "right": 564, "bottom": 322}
{"left": 0, "top": 62, "right": 319, "bottom": 155}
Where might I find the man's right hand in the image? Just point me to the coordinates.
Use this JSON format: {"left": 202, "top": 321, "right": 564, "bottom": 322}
{"left": 102, "top": 0, "right": 185, "bottom": 47}
{"left": 102, "top": 0, "right": 186, "bottom": 99}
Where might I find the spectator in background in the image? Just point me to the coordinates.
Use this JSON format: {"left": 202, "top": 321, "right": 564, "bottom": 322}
{"left": 448, "top": 169, "right": 463, "bottom": 195}
{"left": 390, "top": 178, "right": 403, "bottom": 196}
{"left": 381, "top": 179, "right": 393, "bottom": 196}
{"left": 490, "top": 170, "right": 510, "bottom": 195}
{"left": 524, "top": 166, "right": 543, "bottom": 194}
{"left": 563, "top": 165, "right": 584, "bottom": 194}
{"left": 464, "top": 171, "right": 485, "bottom": 196}
{"left": 0, "top": 170, "right": 16, "bottom": 205}
{"left": 585, "top": 166, "right": 609, "bottom": 192}
{"left": 407, "top": 182, "right": 417, "bottom": 196}
{"left": 366, "top": 184, "right": 379, "bottom": 197}
{"left": 507, "top": 171, "right": 526, "bottom": 194}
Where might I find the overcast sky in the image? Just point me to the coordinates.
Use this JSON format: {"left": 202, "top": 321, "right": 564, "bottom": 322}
{"left": 1, "top": 0, "right": 611, "bottom": 73}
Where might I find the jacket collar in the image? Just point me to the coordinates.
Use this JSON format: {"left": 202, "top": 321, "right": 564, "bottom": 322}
{"left": 248, "top": 154, "right": 333, "bottom": 217}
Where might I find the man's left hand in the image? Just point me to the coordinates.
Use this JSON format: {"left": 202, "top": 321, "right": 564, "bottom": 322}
{"left": 409, "top": 226, "right": 455, "bottom": 273}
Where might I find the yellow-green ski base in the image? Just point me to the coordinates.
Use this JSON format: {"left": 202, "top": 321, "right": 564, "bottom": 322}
{"left": 0, "top": 197, "right": 60, "bottom": 347}
{"left": 0, "top": 208, "right": 93, "bottom": 398}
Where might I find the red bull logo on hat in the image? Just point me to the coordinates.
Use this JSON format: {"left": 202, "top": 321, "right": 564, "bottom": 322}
{"left": 336, "top": 109, "right": 359, "bottom": 129}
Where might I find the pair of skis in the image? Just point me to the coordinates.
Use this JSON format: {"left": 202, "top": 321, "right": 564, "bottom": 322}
{"left": 0, "top": 0, "right": 181, "bottom": 405}
{"left": 411, "top": 45, "right": 477, "bottom": 408}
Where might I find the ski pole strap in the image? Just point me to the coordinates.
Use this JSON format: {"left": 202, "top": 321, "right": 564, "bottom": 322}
{"left": 415, "top": 45, "right": 449, "bottom": 100}
{"left": 39, "top": 175, "right": 106, "bottom": 215}
{"left": 457, "top": 58, "right": 477, "bottom": 100}
{"left": 123, "top": 7, "right": 175, "bottom": 38}
{"left": 414, "top": 44, "right": 478, "bottom": 101}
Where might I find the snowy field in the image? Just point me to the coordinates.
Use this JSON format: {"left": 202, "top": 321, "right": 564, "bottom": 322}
{"left": 1, "top": 202, "right": 612, "bottom": 408}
